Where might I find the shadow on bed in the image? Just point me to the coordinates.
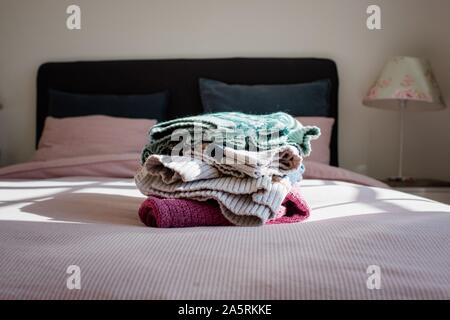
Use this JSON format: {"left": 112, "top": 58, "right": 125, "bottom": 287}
{"left": 19, "top": 193, "right": 144, "bottom": 226}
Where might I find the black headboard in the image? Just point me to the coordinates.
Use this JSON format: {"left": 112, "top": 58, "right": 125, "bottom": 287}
{"left": 37, "top": 58, "right": 339, "bottom": 166}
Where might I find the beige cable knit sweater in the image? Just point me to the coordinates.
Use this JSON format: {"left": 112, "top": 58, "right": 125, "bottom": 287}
{"left": 135, "top": 155, "right": 292, "bottom": 226}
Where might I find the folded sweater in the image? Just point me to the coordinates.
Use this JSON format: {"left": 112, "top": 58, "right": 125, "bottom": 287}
{"left": 139, "top": 184, "right": 310, "bottom": 228}
{"left": 135, "top": 163, "right": 291, "bottom": 226}
{"left": 136, "top": 112, "right": 316, "bottom": 226}
{"left": 141, "top": 112, "right": 320, "bottom": 166}
{"left": 135, "top": 155, "right": 306, "bottom": 226}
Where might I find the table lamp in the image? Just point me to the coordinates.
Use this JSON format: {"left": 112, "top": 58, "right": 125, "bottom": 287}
{"left": 363, "top": 56, "right": 446, "bottom": 181}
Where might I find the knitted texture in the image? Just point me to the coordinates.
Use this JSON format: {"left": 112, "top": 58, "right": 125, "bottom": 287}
{"left": 135, "top": 161, "right": 292, "bottom": 226}
{"left": 190, "top": 144, "right": 302, "bottom": 178}
{"left": 136, "top": 112, "right": 316, "bottom": 226}
{"left": 144, "top": 146, "right": 301, "bottom": 180}
{"left": 136, "top": 155, "right": 306, "bottom": 226}
{"left": 141, "top": 112, "right": 320, "bottom": 165}
{"left": 139, "top": 184, "right": 310, "bottom": 228}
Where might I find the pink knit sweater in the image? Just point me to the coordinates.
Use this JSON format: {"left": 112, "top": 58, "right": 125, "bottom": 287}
{"left": 138, "top": 185, "right": 310, "bottom": 228}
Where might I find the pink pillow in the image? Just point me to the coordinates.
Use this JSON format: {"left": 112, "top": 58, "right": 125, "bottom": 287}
{"left": 296, "top": 117, "right": 335, "bottom": 164}
{"left": 34, "top": 115, "right": 156, "bottom": 161}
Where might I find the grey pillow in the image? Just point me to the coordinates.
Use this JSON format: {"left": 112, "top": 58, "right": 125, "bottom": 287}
{"left": 49, "top": 89, "right": 169, "bottom": 121}
{"left": 199, "top": 78, "right": 330, "bottom": 116}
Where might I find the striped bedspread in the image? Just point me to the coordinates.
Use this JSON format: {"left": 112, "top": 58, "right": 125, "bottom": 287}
{"left": 1, "top": 175, "right": 449, "bottom": 299}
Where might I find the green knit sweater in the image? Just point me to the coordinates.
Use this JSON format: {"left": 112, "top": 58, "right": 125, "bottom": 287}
{"left": 141, "top": 112, "right": 320, "bottom": 164}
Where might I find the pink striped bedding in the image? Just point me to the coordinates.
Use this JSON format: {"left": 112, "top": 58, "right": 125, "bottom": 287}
{"left": 1, "top": 155, "right": 449, "bottom": 299}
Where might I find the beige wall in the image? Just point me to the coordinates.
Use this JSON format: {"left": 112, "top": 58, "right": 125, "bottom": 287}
{"left": 1, "top": 0, "right": 449, "bottom": 179}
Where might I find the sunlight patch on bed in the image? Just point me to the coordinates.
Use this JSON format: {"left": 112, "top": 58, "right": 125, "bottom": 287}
{"left": 301, "top": 182, "right": 450, "bottom": 222}
{"left": 72, "top": 187, "right": 143, "bottom": 197}
{"left": 0, "top": 188, "right": 71, "bottom": 202}
{"left": 0, "top": 180, "right": 95, "bottom": 188}
{"left": 301, "top": 179, "right": 341, "bottom": 186}
{"left": 101, "top": 180, "right": 136, "bottom": 187}
{"left": 305, "top": 197, "right": 449, "bottom": 222}
{"left": 306, "top": 202, "right": 381, "bottom": 222}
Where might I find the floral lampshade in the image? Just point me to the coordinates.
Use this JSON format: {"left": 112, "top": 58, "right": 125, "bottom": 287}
{"left": 363, "top": 56, "right": 446, "bottom": 111}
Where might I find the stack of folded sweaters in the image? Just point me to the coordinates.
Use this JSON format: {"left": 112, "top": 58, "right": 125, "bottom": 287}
{"left": 134, "top": 112, "right": 320, "bottom": 228}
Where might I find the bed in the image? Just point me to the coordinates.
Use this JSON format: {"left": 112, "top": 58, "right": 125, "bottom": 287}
{"left": 0, "top": 58, "right": 449, "bottom": 300}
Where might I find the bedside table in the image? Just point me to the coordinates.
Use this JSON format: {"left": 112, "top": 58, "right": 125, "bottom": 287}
{"left": 383, "top": 179, "right": 450, "bottom": 205}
